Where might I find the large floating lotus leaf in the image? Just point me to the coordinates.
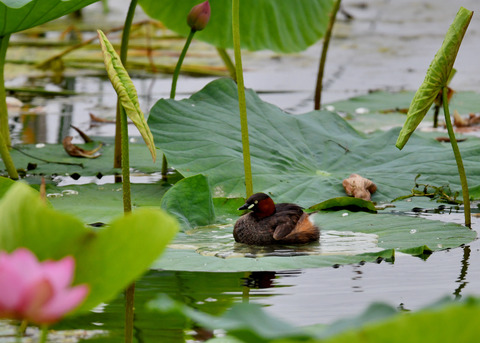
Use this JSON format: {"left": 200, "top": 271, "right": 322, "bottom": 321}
{"left": 327, "top": 90, "right": 480, "bottom": 132}
{"left": 138, "top": 0, "right": 335, "bottom": 53}
{"left": 0, "top": 0, "right": 99, "bottom": 36}
{"left": 148, "top": 78, "right": 480, "bottom": 207}
{"left": 153, "top": 211, "right": 475, "bottom": 272}
{"left": 0, "top": 142, "right": 162, "bottom": 176}
{"left": 0, "top": 182, "right": 179, "bottom": 313}
{"left": 46, "top": 182, "right": 171, "bottom": 224}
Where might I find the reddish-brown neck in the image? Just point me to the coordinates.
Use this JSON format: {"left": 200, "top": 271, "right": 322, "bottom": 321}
{"left": 254, "top": 197, "right": 276, "bottom": 218}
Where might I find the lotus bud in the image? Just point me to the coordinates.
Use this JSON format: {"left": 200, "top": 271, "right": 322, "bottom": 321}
{"left": 187, "top": 1, "right": 211, "bottom": 32}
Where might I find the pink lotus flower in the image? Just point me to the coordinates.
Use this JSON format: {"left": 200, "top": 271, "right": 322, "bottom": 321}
{"left": 0, "top": 248, "right": 88, "bottom": 324}
{"left": 187, "top": 1, "right": 211, "bottom": 31}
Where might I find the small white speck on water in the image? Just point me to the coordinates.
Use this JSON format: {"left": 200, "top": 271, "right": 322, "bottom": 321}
{"left": 355, "top": 107, "right": 369, "bottom": 114}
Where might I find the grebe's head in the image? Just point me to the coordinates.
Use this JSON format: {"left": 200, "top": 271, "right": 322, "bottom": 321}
{"left": 238, "top": 193, "right": 275, "bottom": 218}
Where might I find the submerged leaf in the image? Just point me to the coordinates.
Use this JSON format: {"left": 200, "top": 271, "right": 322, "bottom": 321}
{"left": 396, "top": 7, "right": 473, "bottom": 149}
{"left": 97, "top": 30, "right": 156, "bottom": 162}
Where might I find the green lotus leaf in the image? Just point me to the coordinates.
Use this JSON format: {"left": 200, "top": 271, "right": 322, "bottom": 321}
{"left": 0, "top": 141, "right": 163, "bottom": 176}
{"left": 145, "top": 175, "right": 475, "bottom": 272}
{"left": 98, "top": 30, "right": 156, "bottom": 162}
{"left": 396, "top": 7, "right": 473, "bottom": 149}
{"left": 138, "top": 0, "right": 335, "bottom": 53}
{"left": 161, "top": 174, "right": 215, "bottom": 230}
{"left": 0, "top": 0, "right": 99, "bottom": 36}
{"left": 148, "top": 292, "right": 480, "bottom": 343}
{"left": 147, "top": 78, "right": 480, "bottom": 208}
{"left": 0, "top": 182, "right": 179, "bottom": 313}
{"left": 309, "top": 196, "right": 377, "bottom": 213}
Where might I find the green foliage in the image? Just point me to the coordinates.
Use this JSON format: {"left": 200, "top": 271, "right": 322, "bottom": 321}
{"left": 161, "top": 174, "right": 215, "bottom": 229}
{"left": 0, "top": 182, "right": 179, "bottom": 313}
{"left": 138, "top": 0, "right": 335, "bottom": 53}
{"left": 147, "top": 78, "right": 480, "bottom": 207}
{"left": 98, "top": 30, "right": 156, "bottom": 162}
{"left": 0, "top": 0, "right": 99, "bottom": 36}
{"left": 396, "top": 7, "right": 473, "bottom": 149}
{"left": 47, "top": 182, "right": 171, "bottom": 224}
{"left": 0, "top": 142, "right": 162, "bottom": 176}
{"left": 148, "top": 176, "right": 475, "bottom": 271}
{"left": 148, "top": 294, "right": 480, "bottom": 343}
{"left": 309, "top": 197, "right": 377, "bottom": 213}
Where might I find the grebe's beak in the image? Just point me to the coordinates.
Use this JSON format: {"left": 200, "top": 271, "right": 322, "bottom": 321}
{"left": 238, "top": 203, "right": 255, "bottom": 211}
{"left": 238, "top": 203, "right": 249, "bottom": 210}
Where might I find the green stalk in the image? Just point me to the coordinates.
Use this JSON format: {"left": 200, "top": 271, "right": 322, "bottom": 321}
{"left": 38, "top": 326, "right": 48, "bottom": 343}
{"left": 0, "top": 34, "right": 18, "bottom": 179}
{"left": 113, "top": 2, "right": 137, "bottom": 342}
{"left": 125, "top": 283, "right": 135, "bottom": 343}
{"left": 232, "top": 0, "right": 253, "bottom": 198}
{"left": 0, "top": 34, "right": 10, "bottom": 145}
{"left": 170, "top": 29, "right": 195, "bottom": 99}
{"left": 0, "top": 132, "right": 18, "bottom": 179}
{"left": 120, "top": 101, "right": 133, "bottom": 343}
{"left": 443, "top": 86, "right": 470, "bottom": 227}
{"left": 114, "top": 0, "right": 137, "bottom": 170}
{"left": 216, "top": 47, "right": 236, "bottom": 81}
{"left": 314, "top": 0, "right": 341, "bottom": 110}
{"left": 163, "top": 29, "right": 195, "bottom": 179}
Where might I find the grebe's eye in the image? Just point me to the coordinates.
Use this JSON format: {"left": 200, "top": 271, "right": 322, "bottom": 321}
{"left": 254, "top": 200, "right": 258, "bottom": 204}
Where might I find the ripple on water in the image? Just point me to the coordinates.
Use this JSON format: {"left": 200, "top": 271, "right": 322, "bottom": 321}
{"left": 170, "top": 225, "right": 383, "bottom": 259}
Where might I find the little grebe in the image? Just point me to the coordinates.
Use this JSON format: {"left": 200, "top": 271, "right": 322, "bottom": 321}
{"left": 233, "top": 193, "right": 320, "bottom": 245}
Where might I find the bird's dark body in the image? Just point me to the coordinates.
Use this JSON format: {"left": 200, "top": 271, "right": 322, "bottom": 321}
{"left": 234, "top": 199, "right": 320, "bottom": 245}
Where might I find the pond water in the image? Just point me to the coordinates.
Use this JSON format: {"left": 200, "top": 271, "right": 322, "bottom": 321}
{"left": 3, "top": 0, "right": 480, "bottom": 341}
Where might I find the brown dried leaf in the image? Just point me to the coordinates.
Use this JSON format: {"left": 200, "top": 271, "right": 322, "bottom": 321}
{"left": 453, "top": 110, "right": 469, "bottom": 127}
{"left": 342, "top": 173, "right": 377, "bottom": 201}
{"left": 89, "top": 113, "right": 116, "bottom": 123}
{"left": 71, "top": 125, "right": 93, "bottom": 143}
{"left": 62, "top": 136, "right": 102, "bottom": 159}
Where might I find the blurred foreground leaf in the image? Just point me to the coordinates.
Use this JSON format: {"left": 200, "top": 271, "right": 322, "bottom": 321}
{"left": 0, "top": 182, "right": 178, "bottom": 313}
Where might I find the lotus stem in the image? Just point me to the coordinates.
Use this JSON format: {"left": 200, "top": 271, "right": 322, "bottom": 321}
{"left": 114, "top": 0, "right": 138, "bottom": 170}
{"left": 314, "top": 0, "right": 341, "bottom": 110}
{"left": 39, "top": 326, "right": 48, "bottom": 343}
{"left": 232, "top": 0, "right": 253, "bottom": 198}
{"left": 0, "top": 34, "right": 11, "bottom": 145}
{"left": 0, "top": 135, "right": 18, "bottom": 179}
{"left": 443, "top": 86, "right": 470, "bottom": 228}
{"left": 0, "top": 34, "right": 18, "bottom": 179}
{"left": 125, "top": 283, "right": 135, "bottom": 343}
{"left": 170, "top": 29, "right": 195, "bottom": 100}
{"left": 216, "top": 47, "right": 236, "bottom": 81}
{"left": 161, "top": 29, "right": 196, "bottom": 180}
{"left": 114, "top": 2, "right": 137, "bottom": 342}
